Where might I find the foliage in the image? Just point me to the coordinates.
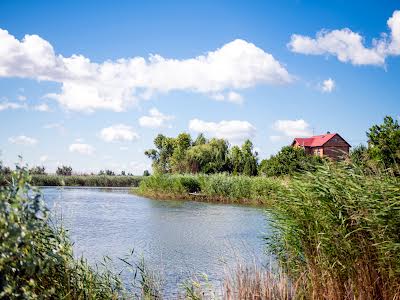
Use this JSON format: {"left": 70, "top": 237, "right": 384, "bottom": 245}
{"left": 29, "top": 165, "right": 46, "bottom": 175}
{"left": 143, "top": 170, "right": 150, "bottom": 176}
{"left": 30, "top": 174, "right": 142, "bottom": 187}
{"left": 367, "top": 115, "right": 400, "bottom": 173}
{"left": 137, "top": 173, "right": 283, "bottom": 204}
{"left": 99, "top": 169, "right": 116, "bottom": 176}
{"left": 267, "top": 163, "right": 400, "bottom": 299}
{"left": 0, "top": 166, "right": 128, "bottom": 298}
{"left": 259, "top": 146, "right": 323, "bottom": 176}
{"left": 56, "top": 165, "right": 73, "bottom": 176}
{"left": 145, "top": 133, "right": 259, "bottom": 176}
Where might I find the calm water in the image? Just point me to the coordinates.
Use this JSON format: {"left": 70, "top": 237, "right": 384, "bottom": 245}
{"left": 43, "top": 187, "right": 270, "bottom": 295}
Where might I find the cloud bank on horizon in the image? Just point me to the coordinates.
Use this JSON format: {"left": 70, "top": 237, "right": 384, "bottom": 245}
{"left": 0, "top": 29, "right": 292, "bottom": 112}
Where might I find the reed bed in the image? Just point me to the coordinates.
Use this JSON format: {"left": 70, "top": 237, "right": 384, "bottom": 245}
{"left": 30, "top": 174, "right": 143, "bottom": 187}
{"left": 135, "top": 173, "right": 284, "bottom": 205}
{"left": 268, "top": 163, "right": 400, "bottom": 300}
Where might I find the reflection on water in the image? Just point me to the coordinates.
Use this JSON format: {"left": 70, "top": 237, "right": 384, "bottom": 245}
{"left": 43, "top": 187, "right": 270, "bottom": 295}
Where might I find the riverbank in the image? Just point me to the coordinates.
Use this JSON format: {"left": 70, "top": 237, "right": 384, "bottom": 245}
{"left": 2, "top": 163, "right": 400, "bottom": 299}
{"left": 2, "top": 174, "right": 143, "bottom": 187}
{"left": 132, "top": 173, "right": 286, "bottom": 206}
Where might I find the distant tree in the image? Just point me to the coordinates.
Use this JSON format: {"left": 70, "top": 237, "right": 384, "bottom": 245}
{"left": 229, "top": 145, "right": 243, "bottom": 175}
{"left": 143, "top": 170, "right": 150, "bottom": 176}
{"left": 0, "top": 162, "right": 11, "bottom": 175}
{"left": 367, "top": 116, "right": 400, "bottom": 171}
{"left": 193, "top": 133, "right": 207, "bottom": 146}
{"left": 121, "top": 170, "right": 126, "bottom": 176}
{"left": 56, "top": 165, "right": 72, "bottom": 176}
{"left": 29, "top": 166, "right": 46, "bottom": 175}
{"left": 259, "top": 146, "right": 323, "bottom": 177}
{"left": 350, "top": 144, "right": 369, "bottom": 167}
{"left": 241, "top": 140, "right": 258, "bottom": 176}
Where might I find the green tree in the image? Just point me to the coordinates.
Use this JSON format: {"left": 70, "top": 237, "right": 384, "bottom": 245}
{"left": 259, "top": 146, "right": 322, "bottom": 176}
{"left": 56, "top": 165, "right": 72, "bottom": 176}
{"left": 241, "top": 140, "right": 258, "bottom": 176}
{"left": 367, "top": 116, "right": 400, "bottom": 171}
{"left": 229, "top": 145, "right": 243, "bottom": 175}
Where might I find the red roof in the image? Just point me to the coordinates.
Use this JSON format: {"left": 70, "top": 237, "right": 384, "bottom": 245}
{"left": 292, "top": 133, "right": 342, "bottom": 147}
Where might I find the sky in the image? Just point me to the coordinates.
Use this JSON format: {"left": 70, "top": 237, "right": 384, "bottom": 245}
{"left": 0, "top": 0, "right": 399, "bottom": 174}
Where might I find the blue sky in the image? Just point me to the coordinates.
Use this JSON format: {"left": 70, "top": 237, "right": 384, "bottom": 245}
{"left": 0, "top": 1, "right": 399, "bottom": 174}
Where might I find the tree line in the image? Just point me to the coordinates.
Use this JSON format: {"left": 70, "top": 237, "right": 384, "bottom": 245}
{"left": 145, "top": 116, "right": 400, "bottom": 176}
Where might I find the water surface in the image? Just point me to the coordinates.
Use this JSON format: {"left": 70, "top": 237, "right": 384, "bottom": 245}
{"left": 43, "top": 187, "right": 270, "bottom": 295}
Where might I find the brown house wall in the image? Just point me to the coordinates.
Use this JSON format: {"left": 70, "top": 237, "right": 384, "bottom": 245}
{"left": 293, "top": 135, "right": 350, "bottom": 160}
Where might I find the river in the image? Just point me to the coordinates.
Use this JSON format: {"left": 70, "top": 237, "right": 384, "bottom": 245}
{"left": 43, "top": 187, "right": 271, "bottom": 296}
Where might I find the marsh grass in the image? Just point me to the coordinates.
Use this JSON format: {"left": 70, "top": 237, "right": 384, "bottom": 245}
{"left": 136, "top": 173, "right": 284, "bottom": 205}
{"left": 268, "top": 163, "right": 400, "bottom": 299}
{"left": 0, "top": 167, "right": 158, "bottom": 299}
{"left": 30, "top": 174, "right": 142, "bottom": 187}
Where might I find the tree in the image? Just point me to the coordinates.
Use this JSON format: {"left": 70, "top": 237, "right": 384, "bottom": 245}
{"left": 367, "top": 116, "right": 400, "bottom": 171}
{"left": 241, "top": 140, "right": 258, "bottom": 176}
{"left": 229, "top": 145, "right": 243, "bottom": 175}
{"left": 56, "top": 166, "right": 72, "bottom": 176}
{"left": 29, "top": 166, "right": 46, "bottom": 175}
{"left": 143, "top": 170, "right": 150, "bottom": 176}
{"left": 259, "top": 146, "right": 322, "bottom": 177}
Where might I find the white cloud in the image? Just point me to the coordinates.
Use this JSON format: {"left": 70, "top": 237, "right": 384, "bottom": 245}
{"left": 8, "top": 135, "right": 38, "bottom": 146}
{"left": 272, "top": 119, "right": 312, "bottom": 138}
{"left": 69, "top": 143, "right": 94, "bottom": 155}
{"left": 0, "top": 101, "right": 26, "bottom": 111}
{"left": 321, "top": 78, "right": 335, "bottom": 93}
{"left": 99, "top": 124, "right": 139, "bottom": 142}
{"left": 288, "top": 10, "right": 400, "bottom": 66}
{"left": 139, "top": 108, "right": 174, "bottom": 128}
{"left": 119, "top": 146, "right": 129, "bottom": 151}
{"left": 33, "top": 103, "right": 51, "bottom": 112}
{"left": 227, "top": 91, "right": 243, "bottom": 104}
{"left": 189, "top": 118, "right": 256, "bottom": 144}
{"left": 210, "top": 91, "right": 243, "bottom": 104}
{"left": 39, "top": 155, "right": 48, "bottom": 162}
{"left": 129, "top": 161, "right": 151, "bottom": 175}
{"left": 0, "top": 28, "right": 292, "bottom": 112}
{"left": 17, "top": 95, "right": 26, "bottom": 101}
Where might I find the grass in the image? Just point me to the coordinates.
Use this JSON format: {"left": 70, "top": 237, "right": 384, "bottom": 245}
{"left": 136, "top": 163, "right": 400, "bottom": 299}
{"left": 135, "top": 173, "right": 285, "bottom": 205}
{"left": 3, "top": 162, "right": 400, "bottom": 299}
{"left": 0, "top": 167, "right": 158, "bottom": 299}
{"left": 267, "top": 163, "right": 400, "bottom": 299}
{"left": 29, "top": 174, "right": 143, "bottom": 187}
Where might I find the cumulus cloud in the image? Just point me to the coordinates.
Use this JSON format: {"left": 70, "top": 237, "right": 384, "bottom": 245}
{"left": 33, "top": 103, "right": 51, "bottom": 112}
{"left": 17, "top": 95, "right": 26, "bottom": 101}
{"left": 39, "top": 155, "right": 48, "bottom": 162}
{"left": 0, "top": 101, "right": 26, "bottom": 111}
{"left": 272, "top": 119, "right": 312, "bottom": 139}
{"left": 139, "top": 108, "right": 174, "bottom": 128}
{"left": 321, "top": 78, "right": 335, "bottom": 93}
{"left": 69, "top": 143, "right": 94, "bottom": 155}
{"left": 99, "top": 124, "right": 139, "bottom": 142}
{"left": 8, "top": 135, "right": 38, "bottom": 145}
{"left": 210, "top": 91, "right": 244, "bottom": 104}
{"left": 288, "top": 10, "right": 400, "bottom": 66}
{"left": 189, "top": 118, "right": 256, "bottom": 144}
{"left": 0, "top": 28, "right": 292, "bottom": 111}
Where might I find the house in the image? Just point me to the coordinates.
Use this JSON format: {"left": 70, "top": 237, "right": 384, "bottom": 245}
{"left": 292, "top": 132, "right": 351, "bottom": 160}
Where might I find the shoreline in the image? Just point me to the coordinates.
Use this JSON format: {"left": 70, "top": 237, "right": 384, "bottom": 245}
{"left": 131, "top": 188, "right": 272, "bottom": 207}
